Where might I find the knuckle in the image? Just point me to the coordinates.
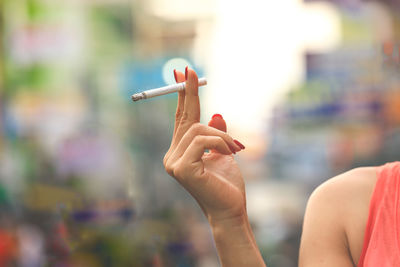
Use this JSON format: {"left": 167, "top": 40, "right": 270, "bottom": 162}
{"left": 163, "top": 154, "right": 169, "bottom": 168}
{"left": 165, "top": 160, "right": 185, "bottom": 181}
{"left": 216, "top": 136, "right": 224, "bottom": 145}
{"left": 193, "top": 135, "right": 205, "bottom": 145}
{"left": 189, "top": 123, "right": 203, "bottom": 134}
{"left": 165, "top": 166, "right": 174, "bottom": 176}
{"left": 224, "top": 132, "right": 233, "bottom": 142}
{"left": 172, "top": 164, "right": 185, "bottom": 179}
{"left": 175, "top": 109, "right": 182, "bottom": 120}
{"left": 164, "top": 161, "right": 173, "bottom": 176}
{"left": 212, "top": 137, "right": 224, "bottom": 149}
{"left": 218, "top": 131, "right": 231, "bottom": 142}
{"left": 208, "top": 125, "right": 230, "bottom": 140}
{"left": 163, "top": 155, "right": 175, "bottom": 177}
{"left": 180, "top": 112, "right": 189, "bottom": 123}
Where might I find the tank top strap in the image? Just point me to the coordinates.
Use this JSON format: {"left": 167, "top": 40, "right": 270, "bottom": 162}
{"left": 357, "top": 162, "right": 400, "bottom": 267}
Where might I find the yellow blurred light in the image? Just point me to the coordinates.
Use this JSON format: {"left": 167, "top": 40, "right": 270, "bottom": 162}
{"left": 146, "top": 0, "right": 341, "bottom": 158}
{"left": 198, "top": 0, "right": 340, "bottom": 158}
{"left": 148, "top": 0, "right": 216, "bottom": 20}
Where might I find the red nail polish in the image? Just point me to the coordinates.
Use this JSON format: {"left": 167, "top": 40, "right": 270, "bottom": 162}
{"left": 173, "top": 69, "right": 178, "bottom": 82}
{"left": 185, "top": 66, "right": 188, "bottom": 80}
{"left": 234, "top": 140, "right": 245, "bottom": 149}
{"left": 212, "top": 114, "right": 223, "bottom": 120}
{"left": 229, "top": 146, "right": 236, "bottom": 154}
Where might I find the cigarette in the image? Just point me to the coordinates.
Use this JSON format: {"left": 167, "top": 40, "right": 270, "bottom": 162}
{"left": 131, "top": 77, "right": 207, "bottom": 102}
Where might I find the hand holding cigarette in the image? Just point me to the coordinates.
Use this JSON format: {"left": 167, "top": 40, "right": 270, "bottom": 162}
{"left": 162, "top": 67, "right": 264, "bottom": 266}
{"left": 162, "top": 66, "right": 247, "bottom": 222}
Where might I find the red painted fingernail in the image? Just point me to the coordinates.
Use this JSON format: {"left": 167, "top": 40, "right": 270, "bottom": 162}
{"left": 173, "top": 69, "right": 178, "bottom": 82}
{"left": 185, "top": 66, "right": 188, "bottom": 80}
{"left": 234, "top": 140, "right": 245, "bottom": 149}
{"left": 212, "top": 114, "right": 223, "bottom": 120}
{"left": 229, "top": 146, "right": 236, "bottom": 154}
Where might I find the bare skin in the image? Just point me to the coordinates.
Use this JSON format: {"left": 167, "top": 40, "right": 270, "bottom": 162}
{"left": 163, "top": 68, "right": 378, "bottom": 267}
{"left": 299, "top": 167, "right": 377, "bottom": 267}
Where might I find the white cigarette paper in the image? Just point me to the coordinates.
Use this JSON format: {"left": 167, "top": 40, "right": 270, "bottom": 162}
{"left": 131, "top": 77, "right": 207, "bottom": 102}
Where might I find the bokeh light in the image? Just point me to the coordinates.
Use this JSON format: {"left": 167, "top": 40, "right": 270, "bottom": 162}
{"left": 162, "top": 57, "right": 191, "bottom": 85}
{"left": 203, "top": 0, "right": 341, "bottom": 156}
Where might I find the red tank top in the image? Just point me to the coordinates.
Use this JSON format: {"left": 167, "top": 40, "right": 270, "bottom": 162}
{"left": 358, "top": 162, "right": 400, "bottom": 266}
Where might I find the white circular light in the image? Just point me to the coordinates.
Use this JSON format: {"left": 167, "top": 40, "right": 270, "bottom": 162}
{"left": 162, "top": 58, "right": 192, "bottom": 85}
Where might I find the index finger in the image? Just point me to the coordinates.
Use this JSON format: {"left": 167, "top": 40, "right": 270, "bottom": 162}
{"left": 173, "top": 70, "right": 186, "bottom": 136}
{"left": 173, "top": 67, "right": 200, "bottom": 143}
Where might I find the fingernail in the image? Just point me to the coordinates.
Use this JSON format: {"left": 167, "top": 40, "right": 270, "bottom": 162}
{"left": 173, "top": 69, "right": 178, "bottom": 82}
{"left": 185, "top": 66, "right": 188, "bottom": 80}
{"left": 229, "top": 146, "right": 236, "bottom": 154}
{"left": 234, "top": 140, "right": 245, "bottom": 149}
{"left": 212, "top": 114, "right": 223, "bottom": 120}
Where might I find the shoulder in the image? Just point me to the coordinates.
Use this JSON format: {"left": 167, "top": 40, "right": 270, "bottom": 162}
{"left": 303, "top": 167, "right": 378, "bottom": 239}
{"left": 309, "top": 167, "right": 378, "bottom": 208}
{"left": 299, "top": 167, "right": 378, "bottom": 266}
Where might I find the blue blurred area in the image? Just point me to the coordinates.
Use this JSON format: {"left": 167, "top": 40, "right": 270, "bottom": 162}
{"left": 120, "top": 59, "right": 203, "bottom": 100}
{"left": 121, "top": 60, "right": 166, "bottom": 97}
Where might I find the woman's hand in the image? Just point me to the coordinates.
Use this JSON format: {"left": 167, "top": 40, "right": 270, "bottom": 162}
{"left": 163, "top": 67, "right": 246, "bottom": 223}
{"left": 163, "top": 68, "right": 266, "bottom": 267}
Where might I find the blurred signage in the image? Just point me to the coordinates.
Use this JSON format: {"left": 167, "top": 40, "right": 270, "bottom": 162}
{"left": 24, "top": 184, "right": 83, "bottom": 211}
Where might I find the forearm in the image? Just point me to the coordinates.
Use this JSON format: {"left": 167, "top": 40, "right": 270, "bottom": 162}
{"left": 209, "top": 214, "right": 267, "bottom": 267}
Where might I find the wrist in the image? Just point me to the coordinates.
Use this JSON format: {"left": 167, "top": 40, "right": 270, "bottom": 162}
{"left": 208, "top": 210, "right": 256, "bottom": 248}
{"left": 206, "top": 204, "right": 248, "bottom": 227}
{"left": 208, "top": 210, "right": 266, "bottom": 267}
{"left": 208, "top": 211, "right": 249, "bottom": 230}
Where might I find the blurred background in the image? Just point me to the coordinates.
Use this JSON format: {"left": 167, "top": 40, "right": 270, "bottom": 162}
{"left": 0, "top": 0, "right": 399, "bottom": 266}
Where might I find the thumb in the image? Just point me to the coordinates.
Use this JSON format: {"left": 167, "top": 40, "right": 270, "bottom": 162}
{"left": 208, "top": 114, "right": 227, "bottom": 132}
{"left": 208, "top": 114, "right": 230, "bottom": 154}
{"left": 208, "top": 114, "right": 245, "bottom": 153}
